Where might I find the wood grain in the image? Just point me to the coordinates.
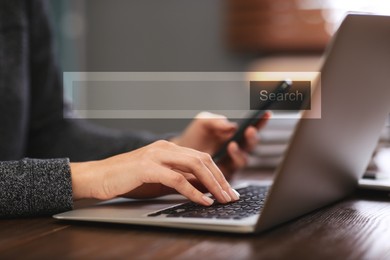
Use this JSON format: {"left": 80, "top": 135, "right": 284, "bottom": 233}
{"left": 0, "top": 218, "right": 68, "bottom": 252}
{"left": 1, "top": 193, "right": 390, "bottom": 259}
{"left": 1, "top": 169, "right": 390, "bottom": 259}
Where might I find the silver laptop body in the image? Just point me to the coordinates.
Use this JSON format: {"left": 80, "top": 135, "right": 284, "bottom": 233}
{"left": 54, "top": 14, "right": 390, "bottom": 233}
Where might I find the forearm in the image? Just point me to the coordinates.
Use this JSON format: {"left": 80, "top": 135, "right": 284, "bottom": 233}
{"left": 0, "top": 158, "right": 73, "bottom": 217}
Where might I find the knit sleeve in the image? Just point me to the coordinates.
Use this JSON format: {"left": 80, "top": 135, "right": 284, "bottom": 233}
{"left": 0, "top": 158, "right": 73, "bottom": 217}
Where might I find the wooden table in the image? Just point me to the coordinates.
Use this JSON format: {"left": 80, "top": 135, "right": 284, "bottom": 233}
{"left": 1, "top": 170, "right": 390, "bottom": 259}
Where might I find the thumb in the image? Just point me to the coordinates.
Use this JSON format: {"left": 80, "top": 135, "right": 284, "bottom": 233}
{"left": 196, "top": 112, "right": 236, "bottom": 132}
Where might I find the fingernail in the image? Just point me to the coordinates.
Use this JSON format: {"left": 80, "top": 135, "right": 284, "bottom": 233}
{"left": 222, "top": 190, "right": 232, "bottom": 202}
{"left": 202, "top": 195, "right": 214, "bottom": 206}
{"left": 228, "top": 188, "right": 240, "bottom": 201}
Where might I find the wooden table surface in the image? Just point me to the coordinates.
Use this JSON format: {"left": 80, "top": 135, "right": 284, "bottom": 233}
{"left": 1, "top": 170, "right": 390, "bottom": 259}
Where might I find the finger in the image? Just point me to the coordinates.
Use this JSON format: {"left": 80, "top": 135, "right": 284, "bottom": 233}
{"left": 256, "top": 111, "right": 272, "bottom": 129}
{"left": 199, "top": 153, "right": 240, "bottom": 201}
{"left": 174, "top": 153, "right": 232, "bottom": 203}
{"left": 244, "top": 126, "right": 259, "bottom": 152}
{"left": 195, "top": 152, "right": 240, "bottom": 202}
{"left": 156, "top": 148, "right": 233, "bottom": 203}
{"left": 196, "top": 111, "right": 228, "bottom": 120}
{"left": 196, "top": 112, "right": 237, "bottom": 132}
{"left": 175, "top": 145, "right": 239, "bottom": 201}
{"left": 155, "top": 140, "right": 235, "bottom": 203}
{"left": 227, "top": 142, "right": 248, "bottom": 170}
{"left": 156, "top": 167, "right": 215, "bottom": 206}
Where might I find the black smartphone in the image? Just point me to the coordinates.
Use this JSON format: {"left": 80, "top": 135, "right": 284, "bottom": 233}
{"left": 212, "top": 79, "right": 292, "bottom": 163}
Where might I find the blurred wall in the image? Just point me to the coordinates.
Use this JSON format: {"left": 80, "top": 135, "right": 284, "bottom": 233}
{"left": 84, "top": 0, "right": 254, "bottom": 72}
{"left": 54, "top": 0, "right": 258, "bottom": 133}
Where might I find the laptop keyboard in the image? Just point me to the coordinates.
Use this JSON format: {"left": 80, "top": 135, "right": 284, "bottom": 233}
{"left": 147, "top": 185, "right": 269, "bottom": 220}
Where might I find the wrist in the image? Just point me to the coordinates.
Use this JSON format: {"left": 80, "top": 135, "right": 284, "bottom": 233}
{"left": 70, "top": 161, "right": 101, "bottom": 200}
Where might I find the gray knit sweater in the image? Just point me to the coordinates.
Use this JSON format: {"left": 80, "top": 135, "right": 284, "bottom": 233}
{"left": 0, "top": 0, "right": 159, "bottom": 217}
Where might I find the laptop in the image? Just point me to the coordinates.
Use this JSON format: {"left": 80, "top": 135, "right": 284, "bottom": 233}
{"left": 54, "top": 14, "right": 390, "bottom": 233}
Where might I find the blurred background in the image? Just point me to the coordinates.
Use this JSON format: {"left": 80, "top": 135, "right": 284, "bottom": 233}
{"left": 49, "top": 0, "right": 390, "bottom": 136}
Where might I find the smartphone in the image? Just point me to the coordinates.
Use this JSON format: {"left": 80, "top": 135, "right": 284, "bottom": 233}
{"left": 212, "top": 79, "right": 292, "bottom": 163}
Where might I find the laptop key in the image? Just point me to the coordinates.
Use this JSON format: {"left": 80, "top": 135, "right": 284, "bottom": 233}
{"left": 148, "top": 185, "right": 270, "bottom": 220}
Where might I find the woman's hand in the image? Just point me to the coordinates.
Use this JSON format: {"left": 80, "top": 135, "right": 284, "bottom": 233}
{"left": 171, "top": 111, "right": 271, "bottom": 179}
{"left": 70, "top": 140, "right": 240, "bottom": 206}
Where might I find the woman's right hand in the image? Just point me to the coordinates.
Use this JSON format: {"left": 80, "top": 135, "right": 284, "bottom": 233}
{"left": 70, "top": 140, "right": 240, "bottom": 206}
